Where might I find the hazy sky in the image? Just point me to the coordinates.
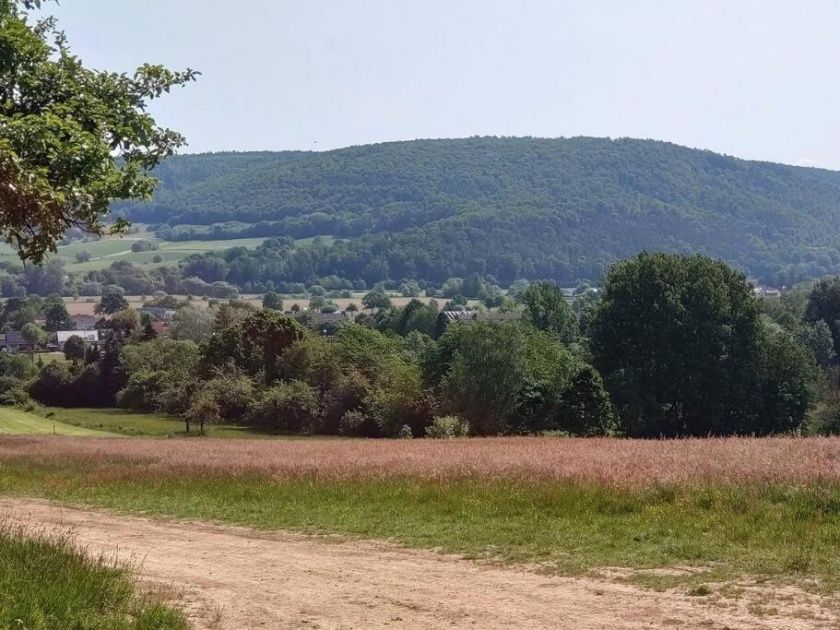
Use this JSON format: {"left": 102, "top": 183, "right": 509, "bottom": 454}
{"left": 39, "top": 0, "right": 840, "bottom": 168}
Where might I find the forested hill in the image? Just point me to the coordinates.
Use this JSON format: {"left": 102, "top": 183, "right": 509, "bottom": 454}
{"left": 116, "top": 137, "right": 840, "bottom": 285}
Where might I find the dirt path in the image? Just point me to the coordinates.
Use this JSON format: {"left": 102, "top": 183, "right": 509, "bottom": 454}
{"left": 1, "top": 498, "right": 835, "bottom": 629}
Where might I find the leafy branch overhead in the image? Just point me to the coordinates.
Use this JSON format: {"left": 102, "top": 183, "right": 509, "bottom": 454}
{"left": 0, "top": 0, "right": 197, "bottom": 261}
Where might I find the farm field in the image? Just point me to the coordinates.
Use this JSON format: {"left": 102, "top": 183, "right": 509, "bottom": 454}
{"left": 0, "top": 228, "right": 277, "bottom": 273}
{"left": 60, "top": 235, "right": 273, "bottom": 273}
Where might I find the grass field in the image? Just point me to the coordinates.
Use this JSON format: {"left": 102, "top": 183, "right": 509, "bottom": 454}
{"left": 0, "top": 523, "right": 185, "bottom": 628}
{"left": 0, "top": 407, "right": 113, "bottom": 436}
{"left": 60, "top": 236, "right": 273, "bottom": 272}
{"left": 0, "top": 226, "right": 276, "bottom": 272}
{"left": 0, "top": 436, "right": 837, "bottom": 594}
{"left": 39, "top": 407, "right": 286, "bottom": 438}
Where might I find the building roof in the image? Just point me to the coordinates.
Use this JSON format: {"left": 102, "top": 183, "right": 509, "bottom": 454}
{"left": 442, "top": 310, "right": 520, "bottom": 323}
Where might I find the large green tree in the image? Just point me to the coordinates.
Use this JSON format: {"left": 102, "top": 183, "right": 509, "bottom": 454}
{"left": 520, "top": 282, "right": 577, "bottom": 342}
{"left": 591, "top": 252, "right": 815, "bottom": 436}
{"left": 0, "top": 0, "right": 196, "bottom": 260}
{"left": 804, "top": 277, "right": 840, "bottom": 364}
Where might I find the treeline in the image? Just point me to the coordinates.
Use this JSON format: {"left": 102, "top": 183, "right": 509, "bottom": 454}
{"left": 15, "top": 252, "right": 839, "bottom": 438}
{"left": 115, "top": 137, "right": 840, "bottom": 285}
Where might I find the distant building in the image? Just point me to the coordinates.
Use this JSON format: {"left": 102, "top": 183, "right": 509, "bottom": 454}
{"left": 441, "top": 310, "right": 521, "bottom": 324}
{"left": 753, "top": 286, "right": 782, "bottom": 297}
{"left": 140, "top": 307, "right": 176, "bottom": 321}
{"left": 56, "top": 330, "right": 100, "bottom": 349}
{"left": 71, "top": 314, "right": 99, "bottom": 330}
{"left": 0, "top": 331, "right": 30, "bottom": 352}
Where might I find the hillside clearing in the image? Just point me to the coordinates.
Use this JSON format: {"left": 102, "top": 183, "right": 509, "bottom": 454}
{"left": 4, "top": 498, "right": 834, "bottom": 630}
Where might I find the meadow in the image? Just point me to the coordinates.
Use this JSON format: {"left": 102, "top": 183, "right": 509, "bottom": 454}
{"left": 0, "top": 435, "right": 838, "bottom": 595}
{"left": 0, "top": 227, "right": 273, "bottom": 273}
{"left": 0, "top": 406, "right": 287, "bottom": 439}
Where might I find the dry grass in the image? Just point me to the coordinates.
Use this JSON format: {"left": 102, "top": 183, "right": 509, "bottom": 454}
{"left": 1, "top": 435, "right": 838, "bottom": 487}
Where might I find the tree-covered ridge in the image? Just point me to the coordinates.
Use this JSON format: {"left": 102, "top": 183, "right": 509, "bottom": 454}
{"left": 120, "top": 137, "right": 840, "bottom": 285}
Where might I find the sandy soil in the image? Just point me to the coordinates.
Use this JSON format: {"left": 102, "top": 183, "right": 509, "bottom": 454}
{"left": 1, "top": 498, "right": 836, "bottom": 630}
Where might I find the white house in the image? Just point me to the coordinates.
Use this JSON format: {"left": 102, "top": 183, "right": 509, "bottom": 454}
{"left": 56, "top": 330, "right": 100, "bottom": 348}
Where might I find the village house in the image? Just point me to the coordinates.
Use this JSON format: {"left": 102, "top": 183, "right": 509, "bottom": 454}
{"left": 71, "top": 314, "right": 99, "bottom": 330}
{"left": 55, "top": 330, "right": 101, "bottom": 350}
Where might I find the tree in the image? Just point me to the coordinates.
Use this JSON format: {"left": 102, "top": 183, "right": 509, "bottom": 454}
{"left": 63, "top": 334, "right": 86, "bottom": 363}
{"left": 805, "top": 277, "right": 840, "bottom": 364}
{"left": 140, "top": 320, "right": 157, "bottom": 341}
{"left": 183, "top": 390, "right": 219, "bottom": 435}
{"left": 21, "top": 321, "right": 46, "bottom": 355}
{"left": 95, "top": 287, "right": 129, "bottom": 315}
{"left": 43, "top": 298, "right": 72, "bottom": 331}
{"left": 520, "top": 282, "right": 576, "bottom": 342}
{"left": 170, "top": 305, "right": 215, "bottom": 342}
{"left": 591, "top": 253, "right": 814, "bottom": 436}
{"left": 0, "top": 1, "right": 197, "bottom": 261}
{"left": 438, "top": 322, "right": 528, "bottom": 435}
{"left": 248, "top": 380, "right": 319, "bottom": 432}
{"left": 800, "top": 320, "right": 836, "bottom": 369}
{"left": 262, "top": 291, "right": 283, "bottom": 311}
{"left": 201, "top": 310, "right": 306, "bottom": 384}
{"left": 362, "top": 289, "right": 391, "bottom": 311}
{"left": 558, "top": 366, "right": 615, "bottom": 436}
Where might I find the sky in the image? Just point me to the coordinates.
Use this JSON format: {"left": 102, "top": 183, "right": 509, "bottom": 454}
{"left": 38, "top": 0, "right": 840, "bottom": 168}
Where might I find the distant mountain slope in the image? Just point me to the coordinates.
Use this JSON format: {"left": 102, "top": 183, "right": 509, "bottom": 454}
{"left": 116, "top": 137, "right": 840, "bottom": 284}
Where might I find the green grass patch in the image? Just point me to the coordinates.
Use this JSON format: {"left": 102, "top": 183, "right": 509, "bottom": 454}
{"left": 59, "top": 235, "right": 272, "bottom": 272}
{"left": 41, "top": 407, "right": 285, "bottom": 438}
{"left": 0, "top": 523, "right": 185, "bottom": 629}
{"left": 0, "top": 459, "right": 837, "bottom": 589}
{"left": 0, "top": 407, "right": 114, "bottom": 436}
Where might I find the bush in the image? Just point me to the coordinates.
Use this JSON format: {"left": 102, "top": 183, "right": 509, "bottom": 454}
{"left": 425, "top": 415, "right": 469, "bottom": 438}
{"left": 248, "top": 380, "right": 319, "bottom": 432}
{"left": 130, "top": 239, "right": 157, "bottom": 253}
{"left": 338, "top": 409, "right": 380, "bottom": 437}
{"left": 205, "top": 372, "right": 255, "bottom": 422}
{"left": 397, "top": 424, "right": 413, "bottom": 439}
{"left": 805, "top": 391, "right": 840, "bottom": 435}
{"left": 115, "top": 369, "right": 167, "bottom": 411}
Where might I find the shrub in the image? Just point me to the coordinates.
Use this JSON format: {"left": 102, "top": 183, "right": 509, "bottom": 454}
{"left": 205, "top": 372, "right": 255, "bottom": 422}
{"left": 397, "top": 424, "right": 413, "bottom": 439}
{"left": 317, "top": 369, "right": 369, "bottom": 434}
{"left": 338, "top": 409, "right": 380, "bottom": 437}
{"left": 116, "top": 369, "right": 167, "bottom": 412}
{"left": 130, "top": 239, "right": 157, "bottom": 253}
{"left": 248, "top": 380, "right": 319, "bottom": 432}
{"left": 805, "top": 391, "right": 840, "bottom": 435}
{"left": 425, "top": 415, "right": 469, "bottom": 438}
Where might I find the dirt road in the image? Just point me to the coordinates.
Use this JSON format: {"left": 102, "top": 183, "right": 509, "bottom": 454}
{"left": 1, "top": 498, "right": 835, "bottom": 629}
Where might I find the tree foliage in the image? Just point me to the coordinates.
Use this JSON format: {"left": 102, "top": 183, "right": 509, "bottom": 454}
{"left": 0, "top": 0, "right": 196, "bottom": 261}
{"left": 112, "top": 137, "right": 840, "bottom": 287}
{"left": 591, "top": 253, "right": 816, "bottom": 436}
